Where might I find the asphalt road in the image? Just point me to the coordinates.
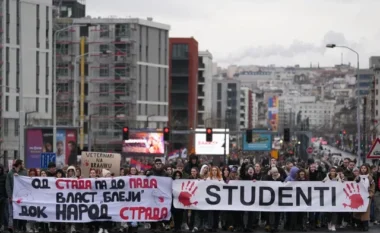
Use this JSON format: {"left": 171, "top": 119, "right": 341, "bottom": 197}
{"left": 321, "top": 145, "right": 357, "bottom": 161}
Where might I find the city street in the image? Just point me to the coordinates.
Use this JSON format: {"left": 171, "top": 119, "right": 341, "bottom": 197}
{"left": 322, "top": 145, "right": 357, "bottom": 161}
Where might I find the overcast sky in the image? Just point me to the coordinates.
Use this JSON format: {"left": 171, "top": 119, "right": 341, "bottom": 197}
{"left": 87, "top": 0, "right": 380, "bottom": 68}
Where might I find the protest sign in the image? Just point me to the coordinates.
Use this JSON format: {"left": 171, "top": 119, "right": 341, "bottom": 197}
{"left": 81, "top": 152, "right": 121, "bottom": 177}
{"left": 172, "top": 180, "right": 369, "bottom": 212}
{"left": 13, "top": 176, "right": 172, "bottom": 222}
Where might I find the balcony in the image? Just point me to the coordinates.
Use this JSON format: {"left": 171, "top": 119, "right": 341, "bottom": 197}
{"left": 198, "top": 91, "right": 205, "bottom": 98}
{"left": 198, "top": 76, "right": 205, "bottom": 83}
{"left": 198, "top": 105, "right": 205, "bottom": 112}
{"left": 171, "top": 68, "right": 188, "bottom": 76}
{"left": 171, "top": 84, "right": 188, "bottom": 93}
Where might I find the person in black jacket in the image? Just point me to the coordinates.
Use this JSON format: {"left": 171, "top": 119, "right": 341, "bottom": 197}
{"left": 146, "top": 159, "right": 168, "bottom": 232}
{"left": 171, "top": 171, "right": 183, "bottom": 232}
{"left": 0, "top": 165, "right": 7, "bottom": 230}
{"left": 184, "top": 154, "right": 199, "bottom": 175}
{"left": 308, "top": 163, "right": 323, "bottom": 230}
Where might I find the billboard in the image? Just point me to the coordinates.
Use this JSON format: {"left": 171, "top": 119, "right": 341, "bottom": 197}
{"left": 243, "top": 129, "right": 272, "bottom": 151}
{"left": 268, "top": 96, "right": 279, "bottom": 132}
{"left": 195, "top": 128, "right": 229, "bottom": 155}
{"left": 25, "top": 128, "right": 77, "bottom": 169}
{"left": 122, "top": 131, "right": 164, "bottom": 156}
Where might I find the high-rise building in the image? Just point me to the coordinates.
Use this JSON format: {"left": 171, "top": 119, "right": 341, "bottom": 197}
{"left": 211, "top": 78, "right": 241, "bottom": 131}
{"left": 169, "top": 37, "right": 198, "bottom": 149}
{"left": 240, "top": 87, "right": 253, "bottom": 129}
{"left": 197, "top": 50, "right": 213, "bottom": 128}
{"left": 0, "top": 0, "right": 53, "bottom": 162}
{"left": 54, "top": 17, "right": 170, "bottom": 152}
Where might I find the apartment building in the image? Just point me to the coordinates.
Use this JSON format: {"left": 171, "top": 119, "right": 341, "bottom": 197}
{"left": 240, "top": 87, "right": 253, "bottom": 129}
{"left": 169, "top": 37, "right": 198, "bottom": 149}
{"left": 53, "top": 0, "right": 86, "bottom": 18}
{"left": 55, "top": 17, "right": 170, "bottom": 152}
{"left": 211, "top": 78, "right": 241, "bottom": 131}
{"left": 197, "top": 50, "right": 213, "bottom": 128}
{"left": 0, "top": 0, "right": 53, "bottom": 162}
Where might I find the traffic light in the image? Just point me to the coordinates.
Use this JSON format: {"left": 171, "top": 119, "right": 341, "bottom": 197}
{"left": 246, "top": 129, "right": 252, "bottom": 143}
{"left": 339, "top": 131, "right": 343, "bottom": 137}
{"left": 284, "top": 128, "right": 290, "bottom": 142}
{"left": 343, "top": 130, "right": 346, "bottom": 135}
{"left": 122, "top": 127, "right": 129, "bottom": 140}
{"left": 206, "top": 128, "right": 213, "bottom": 142}
{"left": 163, "top": 127, "right": 170, "bottom": 141}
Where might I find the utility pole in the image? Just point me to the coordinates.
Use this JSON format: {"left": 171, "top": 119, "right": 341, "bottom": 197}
{"left": 224, "top": 110, "right": 229, "bottom": 165}
{"left": 363, "top": 97, "right": 367, "bottom": 164}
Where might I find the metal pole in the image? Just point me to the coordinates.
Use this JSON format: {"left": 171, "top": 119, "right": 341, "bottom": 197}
{"left": 363, "top": 97, "right": 367, "bottom": 164}
{"left": 18, "top": 5, "right": 24, "bottom": 161}
{"left": 88, "top": 115, "right": 92, "bottom": 152}
{"left": 356, "top": 54, "right": 361, "bottom": 166}
{"left": 224, "top": 111, "right": 228, "bottom": 164}
{"left": 73, "top": 58, "right": 78, "bottom": 127}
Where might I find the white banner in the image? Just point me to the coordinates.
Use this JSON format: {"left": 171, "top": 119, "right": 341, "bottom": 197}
{"left": 172, "top": 180, "right": 369, "bottom": 212}
{"left": 13, "top": 176, "right": 172, "bottom": 222}
{"left": 195, "top": 128, "right": 229, "bottom": 155}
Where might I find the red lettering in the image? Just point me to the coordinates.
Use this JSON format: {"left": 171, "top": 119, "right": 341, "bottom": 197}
{"left": 119, "top": 207, "right": 129, "bottom": 220}
{"left": 121, "top": 207, "right": 168, "bottom": 221}
{"left": 55, "top": 179, "right": 92, "bottom": 190}
{"left": 129, "top": 178, "right": 157, "bottom": 189}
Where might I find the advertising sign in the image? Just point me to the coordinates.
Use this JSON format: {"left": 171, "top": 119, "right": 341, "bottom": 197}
{"left": 243, "top": 129, "right": 272, "bottom": 151}
{"left": 122, "top": 131, "right": 164, "bottom": 156}
{"left": 195, "top": 129, "right": 229, "bottom": 155}
{"left": 40, "top": 153, "right": 56, "bottom": 169}
{"left": 81, "top": 152, "right": 121, "bottom": 177}
{"left": 25, "top": 128, "right": 77, "bottom": 169}
{"left": 268, "top": 96, "right": 279, "bottom": 132}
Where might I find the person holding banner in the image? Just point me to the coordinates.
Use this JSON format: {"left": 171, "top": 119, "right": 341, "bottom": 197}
{"left": 206, "top": 166, "right": 222, "bottom": 232}
{"left": 322, "top": 166, "right": 342, "bottom": 232}
{"left": 353, "top": 164, "right": 375, "bottom": 231}
{"left": 6, "top": 159, "right": 26, "bottom": 233}
{"left": 171, "top": 170, "right": 184, "bottom": 233}
{"left": 265, "top": 167, "right": 284, "bottom": 233}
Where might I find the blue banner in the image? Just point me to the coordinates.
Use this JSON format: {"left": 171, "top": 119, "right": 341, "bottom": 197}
{"left": 243, "top": 130, "right": 272, "bottom": 151}
{"left": 40, "top": 153, "right": 56, "bottom": 169}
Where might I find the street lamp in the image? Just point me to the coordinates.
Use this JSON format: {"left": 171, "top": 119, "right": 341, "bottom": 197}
{"left": 326, "top": 44, "right": 361, "bottom": 165}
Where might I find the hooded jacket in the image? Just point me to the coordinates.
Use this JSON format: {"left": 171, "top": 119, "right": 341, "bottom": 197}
{"left": 102, "top": 169, "right": 111, "bottom": 177}
{"left": 67, "top": 166, "right": 77, "bottom": 178}
{"left": 285, "top": 166, "right": 299, "bottom": 182}
{"left": 184, "top": 154, "right": 199, "bottom": 175}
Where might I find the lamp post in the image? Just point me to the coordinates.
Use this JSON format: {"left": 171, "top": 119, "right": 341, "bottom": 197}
{"left": 53, "top": 25, "right": 77, "bottom": 153}
{"left": 326, "top": 44, "right": 361, "bottom": 165}
{"left": 73, "top": 50, "right": 112, "bottom": 149}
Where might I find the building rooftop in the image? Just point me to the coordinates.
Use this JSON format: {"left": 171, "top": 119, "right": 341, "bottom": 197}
{"left": 56, "top": 17, "right": 171, "bottom": 30}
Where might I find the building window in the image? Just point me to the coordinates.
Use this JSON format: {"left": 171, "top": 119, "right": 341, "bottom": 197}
{"left": 99, "top": 106, "right": 108, "bottom": 115}
{"left": 14, "top": 119, "right": 19, "bottom": 136}
{"left": 172, "top": 44, "right": 189, "bottom": 58}
{"left": 99, "top": 64, "right": 109, "bottom": 77}
{"left": 4, "top": 119, "right": 8, "bottom": 136}
{"left": 16, "top": 97, "right": 19, "bottom": 111}
{"left": 99, "top": 25, "right": 109, "bottom": 38}
{"left": 36, "top": 98, "right": 39, "bottom": 111}
{"left": 99, "top": 84, "right": 109, "bottom": 97}
{"left": 57, "top": 63, "right": 69, "bottom": 76}
{"left": 36, "top": 5, "right": 40, "bottom": 48}
{"left": 217, "top": 83, "right": 222, "bottom": 100}
{"left": 45, "top": 99, "right": 48, "bottom": 113}
{"left": 5, "top": 96, "right": 9, "bottom": 111}
{"left": 99, "top": 44, "right": 109, "bottom": 52}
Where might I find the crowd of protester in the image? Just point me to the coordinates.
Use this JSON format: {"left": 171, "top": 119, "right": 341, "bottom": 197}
{"left": 0, "top": 153, "right": 378, "bottom": 233}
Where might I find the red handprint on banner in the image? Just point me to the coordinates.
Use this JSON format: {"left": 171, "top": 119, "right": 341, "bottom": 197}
{"left": 343, "top": 183, "right": 364, "bottom": 209}
{"left": 178, "top": 181, "right": 198, "bottom": 207}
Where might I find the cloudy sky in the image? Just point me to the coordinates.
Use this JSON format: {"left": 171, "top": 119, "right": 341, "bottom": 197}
{"left": 87, "top": 0, "right": 380, "bottom": 68}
